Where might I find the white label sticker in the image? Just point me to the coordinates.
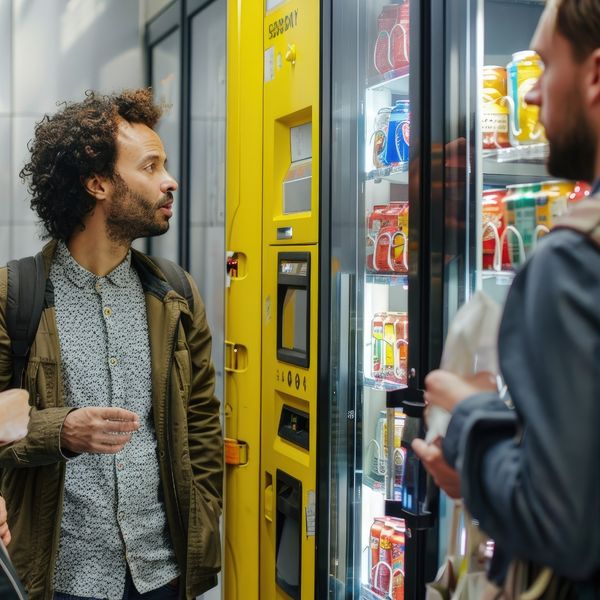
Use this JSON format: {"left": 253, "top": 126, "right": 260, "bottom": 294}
{"left": 266, "top": 0, "right": 287, "bottom": 11}
{"left": 305, "top": 490, "right": 316, "bottom": 537}
{"left": 265, "top": 46, "right": 275, "bottom": 83}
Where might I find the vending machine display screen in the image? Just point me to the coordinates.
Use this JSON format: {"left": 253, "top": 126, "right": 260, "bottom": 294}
{"left": 281, "top": 288, "right": 307, "bottom": 353}
{"left": 277, "top": 253, "right": 310, "bottom": 367}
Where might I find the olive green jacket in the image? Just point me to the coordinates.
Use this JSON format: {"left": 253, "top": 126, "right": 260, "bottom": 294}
{"left": 0, "top": 241, "right": 223, "bottom": 600}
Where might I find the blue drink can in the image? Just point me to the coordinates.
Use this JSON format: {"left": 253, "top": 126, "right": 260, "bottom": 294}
{"left": 385, "top": 100, "right": 410, "bottom": 165}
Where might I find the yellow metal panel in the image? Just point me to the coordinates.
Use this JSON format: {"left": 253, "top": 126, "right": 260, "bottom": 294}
{"left": 261, "top": 0, "right": 320, "bottom": 597}
{"left": 261, "top": 244, "right": 318, "bottom": 600}
{"left": 263, "top": 0, "right": 320, "bottom": 246}
{"left": 224, "top": 1, "right": 263, "bottom": 599}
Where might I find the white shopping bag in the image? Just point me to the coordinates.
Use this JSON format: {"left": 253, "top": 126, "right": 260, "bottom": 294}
{"left": 425, "top": 291, "right": 502, "bottom": 442}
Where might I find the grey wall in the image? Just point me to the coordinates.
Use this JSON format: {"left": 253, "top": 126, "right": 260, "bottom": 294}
{"left": 0, "top": 0, "right": 148, "bottom": 263}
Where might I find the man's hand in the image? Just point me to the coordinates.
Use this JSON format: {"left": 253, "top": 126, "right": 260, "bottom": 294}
{"left": 412, "top": 438, "right": 462, "bottom": 499}
{"left": 61, "top": 407, "right": 140, "bottom": 454}
{"left": 0, "top": 389, "right": 30, "bottom": 445}
{"left": 424, "top": 369, "right": 497, "bottom": 413}
{"left": 0, "top": 497, "right": 11, "bottom": 547}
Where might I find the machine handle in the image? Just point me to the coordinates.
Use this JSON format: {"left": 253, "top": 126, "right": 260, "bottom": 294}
{"left": 225, "top": 340, "right": 248, "bottom": 373}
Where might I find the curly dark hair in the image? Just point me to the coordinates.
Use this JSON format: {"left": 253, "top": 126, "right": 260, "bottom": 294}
{"left": 19, "top": 88, "right": 165, "bottom": 241}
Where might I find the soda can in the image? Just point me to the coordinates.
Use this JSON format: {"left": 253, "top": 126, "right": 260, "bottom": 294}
{"left": 393, "top": 445, "right": 407, "bottom": 500}
{"left": 507, "top": 51, "right": 546, "bottom": 146}
{"left": 382, "top": 410, "right": 406, "bottom": 499}
{"left": 386, "top": 203, "right": 409, "bottom": 272}
{"left": 393, "top": 313, "right": 408, "bottom": 384}
{"left": 385, "top": 100, "right": 410, "bottom": 165}
{"left": 373, "top": 410, "right": 387, "bottom": 477}
{"left": 372, "top": 107, "right": 392, "bottom": 169}
{"left": 482, "top": 66, "right": 510, "bottom": 149}
{"left": 502, "top": 183, "right": 537, "bottom": 267}
{"left": 569, "top": 181, "right": 591, "bottom": 206}
{"left": 377, "top": 524, "right": 395, "bottom": 592}
{"left": 374, "top": 5, "right": 399, "bottom": 74}
{"left": 383, "top": 313, "right": 398, "bottom": 377}
{"left": 389, "top": 2, "right": 410, "bottom": 70}
{"left": 536, "top": 180, "right": 571, "bottom": 234}
{"left": 391, "top": 523, "right": 406, "bottom": 600}
{"left": 382, "top": 411, "right": 405, "bottom": 464}
{"left": 394, "top": 101, "right": 410, "bottom": 163}
{"left": 370, "top": 517, "right": 386, "bottom": 589}
{"left": 482, "top": 188, "right": 508, "bottom": 270}
{"left": 371, "top": 312, "right": 386, "bottom": 378}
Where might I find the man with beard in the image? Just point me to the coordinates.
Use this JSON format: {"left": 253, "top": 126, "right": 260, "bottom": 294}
{"left": 0, "top": 89, "right": 223, "bottom": 599}
{"left": 413, "top": 0, "right": 600, "bottom": 595}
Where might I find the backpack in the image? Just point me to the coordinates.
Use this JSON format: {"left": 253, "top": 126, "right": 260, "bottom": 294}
{"left": 5, "top": 253, "right": 194, "bottom": 389}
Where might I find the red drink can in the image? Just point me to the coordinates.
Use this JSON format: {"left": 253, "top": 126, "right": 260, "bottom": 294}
{"left": 391, "top": 523, "right": 406, "bottom": 599}
{"left": 390, "top": 2, "right": 410, "bottom": 70}
{"left": 377, "top": 524, "right": 394, "bottom": 593}
{"left": 569, "top": 181, "right": 591, "bottom": 205}
{"left": 370, "top": 518, "right": 386, "bottom": 589}
{"left": 482, "top": 188, "right": 508, "bottom": 270}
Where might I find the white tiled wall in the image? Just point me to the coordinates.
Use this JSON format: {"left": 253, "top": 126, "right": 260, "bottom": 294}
{"left": 2, "top": 0, "right": 145, "bottom": 262}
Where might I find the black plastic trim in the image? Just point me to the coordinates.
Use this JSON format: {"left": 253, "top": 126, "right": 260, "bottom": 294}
{"left": 387, "top": 387, "right": 425, "bottom": 412}
{"left": 277, "top": 252, "right": 311, "bottom": 369}
{"left": 146, "top": 1, "right": 180, "bottom": 45}
{"left": 278, "top": 405, "right": 310, "bottom": 450}
{"left": 186, "top": 0, "right": 216, "bottom": 17}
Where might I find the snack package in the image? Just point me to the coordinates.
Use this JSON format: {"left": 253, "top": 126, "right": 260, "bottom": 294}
{"left": 425, "top": 291, "right": 502, "bottom": 442}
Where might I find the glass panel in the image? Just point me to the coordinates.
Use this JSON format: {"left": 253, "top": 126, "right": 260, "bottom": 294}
{"left": 441, "top": 0, "right": 571, "bottom": 581}
{"left": 329, "top": 0, "right": 416, "bottom": 597}
{"left": 150, "top": 28, "right": 181, "bottom": 262}
{"left": 188, "top": 0, "right": 226, "bottom": 405}
{"left": 361, "top": 1, "right": 412, "bottom": 598}
{"left": 477, "top": 0, "right": 589, "bottom": 304}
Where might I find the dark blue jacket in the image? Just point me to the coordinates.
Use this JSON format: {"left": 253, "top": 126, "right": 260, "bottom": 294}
{"left": 443, "top": 228, "right": 600, "bottom": 592}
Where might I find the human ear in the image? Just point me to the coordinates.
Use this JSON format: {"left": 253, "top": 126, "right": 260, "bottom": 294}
{"left": 585, "top": 49, "right": 600, "bottom": 108}
{"left": 82, "top": 174, "right": 110, "bottom": 201}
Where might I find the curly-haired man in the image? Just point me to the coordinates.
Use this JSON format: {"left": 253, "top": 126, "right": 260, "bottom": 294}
{"left": 0, "top": 89, "right": 223, "bottom": 600}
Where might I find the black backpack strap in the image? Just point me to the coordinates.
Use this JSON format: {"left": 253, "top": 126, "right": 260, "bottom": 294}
{"left": 150, "top": 256, "right": 195, "bottom": 313}
{"left": 6, "top": 253, "right": 47, "bottom": 389}
{"left": 0, "top": 542, "right": 27, "bottom": 599}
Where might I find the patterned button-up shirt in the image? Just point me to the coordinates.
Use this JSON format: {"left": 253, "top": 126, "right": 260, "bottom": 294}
{"left": 50, "top": 241, "right": 179, "bottom": 599}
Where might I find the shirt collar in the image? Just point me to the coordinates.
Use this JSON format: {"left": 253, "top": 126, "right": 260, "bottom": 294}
{"left": 54, "top": 241, "right": 133, "bottom": 289}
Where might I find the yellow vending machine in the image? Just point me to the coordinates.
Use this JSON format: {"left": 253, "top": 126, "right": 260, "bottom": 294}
{"left": 261, "top": 1, "right": 319, "bottom": 599}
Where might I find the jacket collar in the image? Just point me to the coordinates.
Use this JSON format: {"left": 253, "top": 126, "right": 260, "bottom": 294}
{"left": 52, "top": 240, "right": 132, "bottom": 289}
{"left": 40, "top": 240, "right": 179, "bottom": 303}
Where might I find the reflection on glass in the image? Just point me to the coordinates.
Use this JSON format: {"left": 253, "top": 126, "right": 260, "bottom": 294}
{"left": 479, "top": 0, "right": 591, "bottom": 299}
{"left": 151, "top": 29, "right": 181, "bottom": 262}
